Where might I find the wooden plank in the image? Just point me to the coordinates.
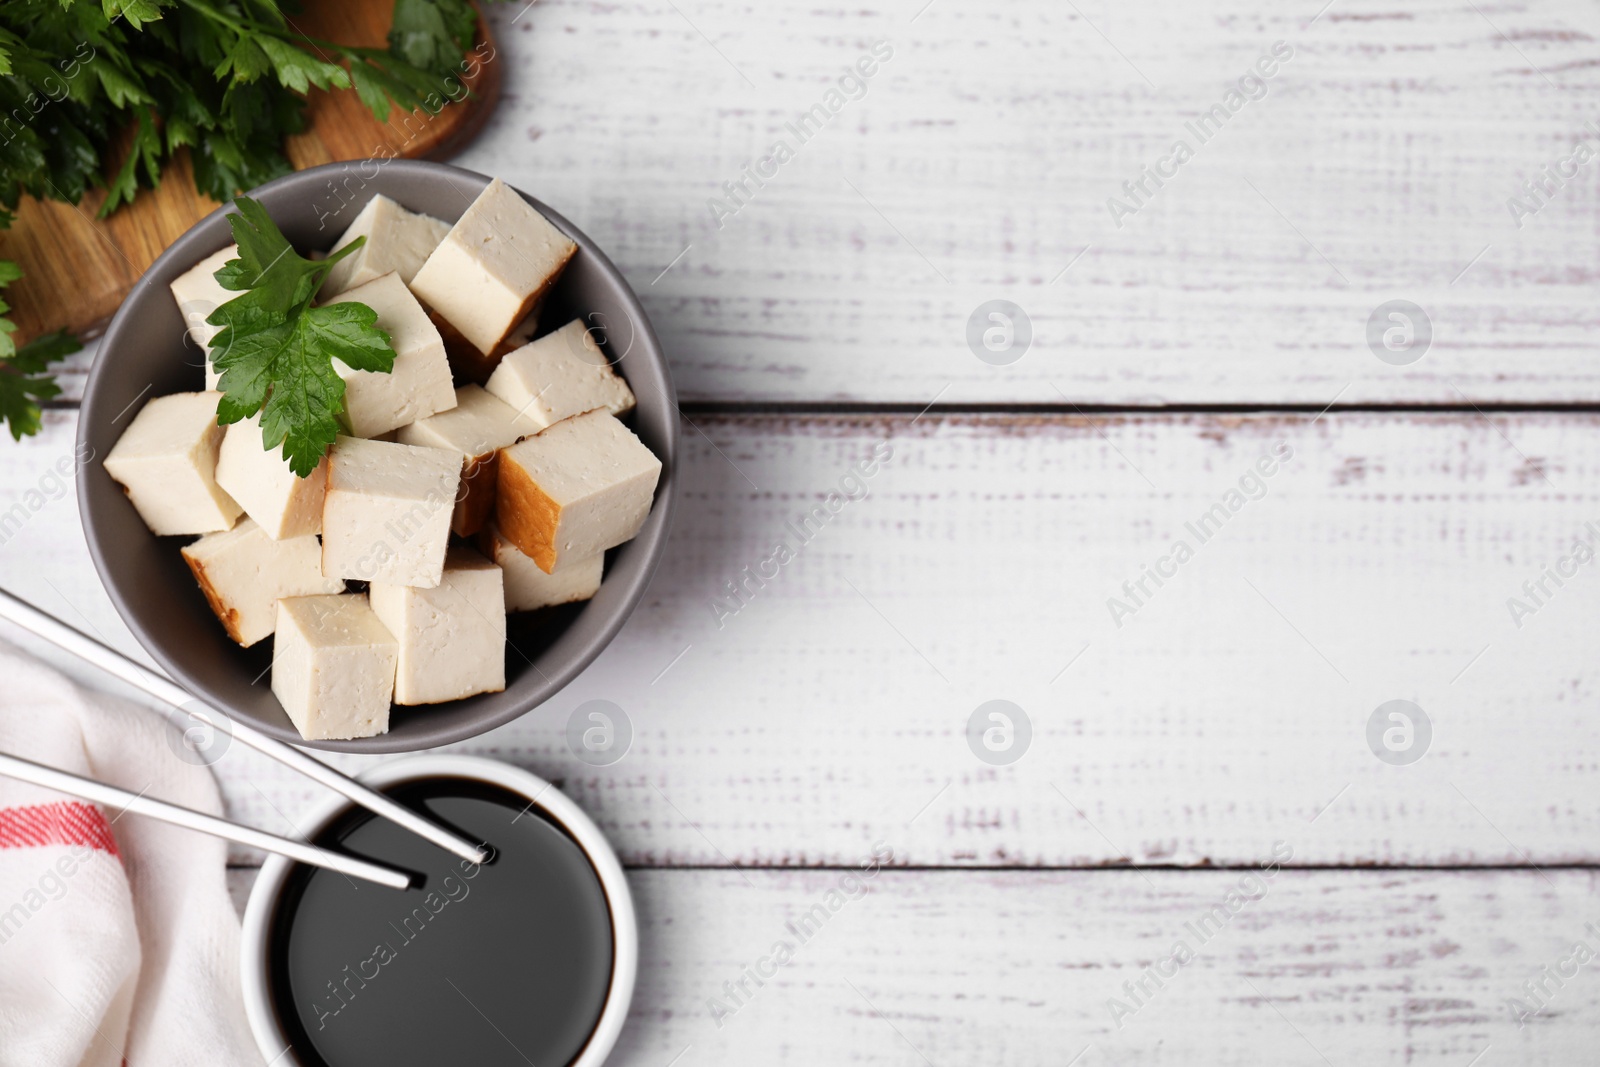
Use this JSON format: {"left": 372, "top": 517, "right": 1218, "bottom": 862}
{"left": 9, "top": 409, "right": 1600, "bottom": 867}
{"left": 446, "top": 0, "right": 1600, "bottom": 405}
{"left": 222, "top": 866, "right": 1600, "bottom": 1065}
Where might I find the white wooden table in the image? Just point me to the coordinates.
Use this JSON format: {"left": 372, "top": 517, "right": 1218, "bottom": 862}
{"left": 8, "top": 0, "right": 1600, "bottom": 1062}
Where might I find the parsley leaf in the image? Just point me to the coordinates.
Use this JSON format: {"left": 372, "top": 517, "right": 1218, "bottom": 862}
{"left": 389, "top": 0, "right": 477, "bottom": 74}
{"left": 99, "top": 107, "right": 163, "bottom": 217}
{"left": 213, "top": 195, "right": 321, "bottom": 308}
{"left": 207, "top": 196, "right": 394, "bottom": 477}
{"left": 254, "top": 35, "right": 352, "bottom": 95}
{"left": 0, "top": 260, "right": 79, "bottom": 440}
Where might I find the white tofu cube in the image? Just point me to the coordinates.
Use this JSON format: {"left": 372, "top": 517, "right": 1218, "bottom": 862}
{"left": 271, "top": 594, "right": 397, "bottom": 741}
{"left": 180, "top": 518, "right": 344, "bottom": 647}
{"left": 396, "top": 383, "right": 540, "bottom": 454}
{"left": 169, "top": 245, "right": 238, "bottom": 388}
{"left": 395, "top": 385, "right": 541, "bottom": 536}
{"left": 370, "top": 546, "right": 506, "bottom": 705}
{"left": 485, "top": 319, "right": 637, "bottom": 431}
{"left": 323, "top": 272, "right": 456, "bottom": 438}
{"left": 318, "top": 195, "right": 452, "bottom": 299}
{"left": 215, "top": 413, "right": 327, "bottom": 539}
{"left": 104, "top": 391, "right": 242, "bottom": 536}
{"left": 320, "top": 437, "right": 460, "bottom": 588}
{"left": 410, "top": 178, "right": 577, "bottom": 355}
{"left": 477, "top": 521, "right": 602, "bottom": 612}
{"left": 497, "top": 410, "right": 661, "bottom": 573}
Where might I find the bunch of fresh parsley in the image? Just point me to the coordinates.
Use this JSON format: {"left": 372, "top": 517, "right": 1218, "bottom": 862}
{"left": 208, "top": 198, "right": 395, "bottom": 476}
{"left": 0, "top": 0, "right": 481, "bottom": 220}
{"left": 0, "top": 0, "right": 482, "bottom": 439}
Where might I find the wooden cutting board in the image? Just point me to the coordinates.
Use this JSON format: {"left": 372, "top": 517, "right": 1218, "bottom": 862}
{"left": 0, "top": 1, "right": 501, "bottom": 345}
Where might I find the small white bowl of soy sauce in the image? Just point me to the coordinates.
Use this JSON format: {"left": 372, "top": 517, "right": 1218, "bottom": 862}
{"left": 240, "top": 756, "right": 637, "bottom": 1067}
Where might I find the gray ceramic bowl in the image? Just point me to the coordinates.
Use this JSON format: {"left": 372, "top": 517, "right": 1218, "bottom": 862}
{"left": 78, "top": 160, "right": 678, "bottom": 752}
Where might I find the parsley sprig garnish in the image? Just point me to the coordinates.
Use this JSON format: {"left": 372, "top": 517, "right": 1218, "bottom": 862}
{"left": 207, "top": 197, "right": 395, "bottom": 477}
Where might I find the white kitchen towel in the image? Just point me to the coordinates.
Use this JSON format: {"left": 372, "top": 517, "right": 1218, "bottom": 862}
{"left": 0, "top": 642, "right": 261, "bottom": 1067}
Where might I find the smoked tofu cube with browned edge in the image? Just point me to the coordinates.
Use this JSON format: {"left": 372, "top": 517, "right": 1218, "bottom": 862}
{"left": 410, "top": 178, "right": 576, "bottom": 355}
{"left": 215, "top": 413, "right": 326, "bottom": 539}
{"left": 496, "top": 410, "right": 661, "bottom": 574}
{"left": 180, "top": 518, "right": 344, "bottom": 647}
{"left": 317, "top": 195, "right": 452, "bottom": 299}
{"left": 104, "top": 391, "right": 242, "bottom": 536}
{"left": 477, "top": 521, "right": 602, "bottom": 611}
{"left": 323, "top": 273, "right": 456, "bottom": 438}
{"left": 321, "top": 437, "right": 461, "bottom": 588}
{"left": 395, "top": 385, "right": 541, "bottom": 537}
{"left": 271, "top": 594, "right": 397, "bottom": 740}
{"left": 370, "top": 546, "right": 506, "bottom": 705}
{"left": 485, "top": 319, "right": 636, "bottom": 431}
{"left": 168, "top": 244, "right": 238, "bottom": 389}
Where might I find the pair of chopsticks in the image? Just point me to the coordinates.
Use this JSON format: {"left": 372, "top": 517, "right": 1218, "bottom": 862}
{"left": 0, "top": 588, "right": 487, "bottom": 890}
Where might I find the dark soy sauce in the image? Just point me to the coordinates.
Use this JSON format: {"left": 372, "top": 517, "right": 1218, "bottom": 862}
{"left": 269, "top": 778, "right": 613, "bottom": 1067}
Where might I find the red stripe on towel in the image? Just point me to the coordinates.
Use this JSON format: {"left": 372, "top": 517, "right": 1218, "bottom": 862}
{"left": 0, "top": 801, "right": 120, "bottom": 857}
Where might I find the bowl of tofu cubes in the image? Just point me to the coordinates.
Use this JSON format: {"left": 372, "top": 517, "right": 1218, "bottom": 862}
{"left": 76, "top": 161, "right": 677, "bottom": 751}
